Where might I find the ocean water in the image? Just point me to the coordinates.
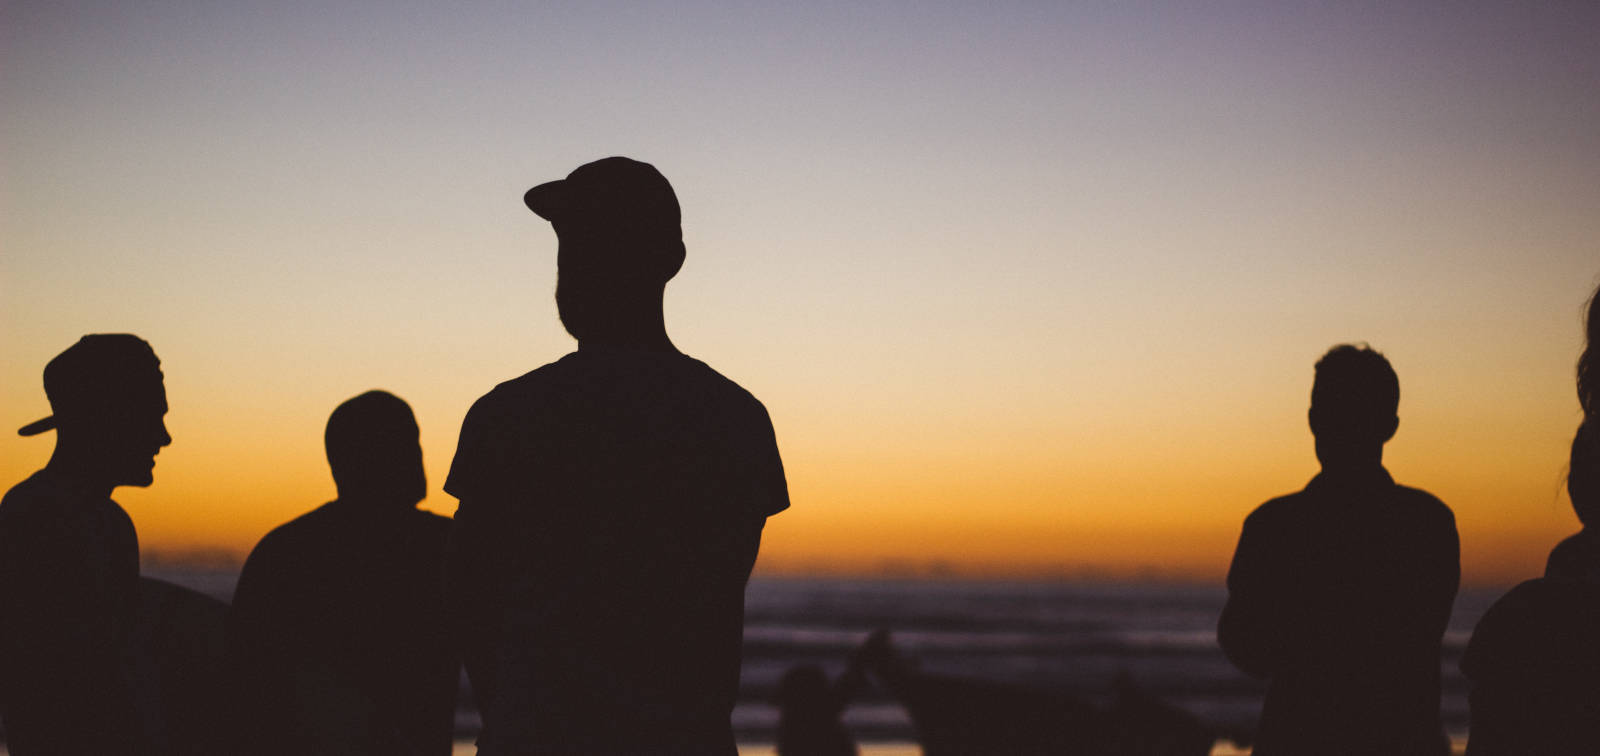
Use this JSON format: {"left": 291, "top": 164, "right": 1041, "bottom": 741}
{"left": 736, "top": 576, "right": 1496, "bottom": 745}
{"left": 66, "top": 568, "right": 1502, "bottom": 752}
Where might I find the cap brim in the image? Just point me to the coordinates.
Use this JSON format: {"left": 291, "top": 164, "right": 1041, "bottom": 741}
{"left": 17, "top": 416, "right": 56, "bottom": 437}
{"left": 523, "top": 180, "right": 572, "bottom": 221}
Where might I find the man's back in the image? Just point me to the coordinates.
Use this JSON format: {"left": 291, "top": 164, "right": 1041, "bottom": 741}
{"left": 446, "top": 347, "right": 789, "bottom": 754}
{"left": 1219, "top": 468, "right": 1458, "bottom": 755}
{"left": 228, "top": 502, "right": 457, "bottom": 756}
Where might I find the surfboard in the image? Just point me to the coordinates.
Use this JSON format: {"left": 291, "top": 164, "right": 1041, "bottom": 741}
{"left": 133, "top": 576, "right": 231, "bottom": 756}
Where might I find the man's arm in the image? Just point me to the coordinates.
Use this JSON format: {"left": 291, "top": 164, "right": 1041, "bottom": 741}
{"left": 1217, "top": 509, "right": 1281, "bottom": 679}
{"left": 442, "top": 397, "right": 516, "bottom": 711}
{"left": 1424, "top": 505, "right": 1461, "bottom": 643}
{"left": 442, "top": 496, "right": 506, "bottom": 708}
{"left": 748, "top": 398, "right": 790, "bottom": 518}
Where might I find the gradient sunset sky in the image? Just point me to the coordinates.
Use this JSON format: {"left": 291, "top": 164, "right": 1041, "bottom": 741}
{"left": 4, "top": 1, "right": 1597, "bottom": 584}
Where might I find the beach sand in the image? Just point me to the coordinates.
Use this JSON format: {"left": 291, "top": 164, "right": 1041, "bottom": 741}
{"left": 0, "top": 737, "right": 1474, "bottom": 755}
{"left": 727, "top": 738, "right": 1468, "bottom": 756}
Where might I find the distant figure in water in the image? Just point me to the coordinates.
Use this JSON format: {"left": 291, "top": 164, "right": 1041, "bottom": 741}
{"left": 775, "top": 633, "right": 876, "bottom": 756}
{"left": 1218, "top": 344, "right": 1458, "bottom": 756}
{"left": 1461, "top": 285, "right": 1600, "bottom": 754}
{"left": 228, "top": 391, "right": 456, "bottom": 756}
{"left": 444, "top": 157, "right": 789, "bottom": 754}
{"left": 856, "top": 629, "right": 1211, "bottom": 756}
{"left": 0, "top": 334, "right": 171, "bottom": 755}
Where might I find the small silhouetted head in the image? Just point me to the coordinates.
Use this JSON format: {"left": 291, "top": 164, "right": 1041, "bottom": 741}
{"left": 325, "top": 391, "right": 426, "bottom": 508}
{"left": 524, "top": 157, "right": 686, "bottom": 343}
{"left": 1309, "top": 344, "right": 1399, "bottom": 466}
{"left": 777, "top": 664, "right": 833, "bottom": 717}
{"left": 1571, "top": 421, "right": 1600, "bottom": 528}
{"left": 22, "top": 334, "right": 170, "bottom": 488}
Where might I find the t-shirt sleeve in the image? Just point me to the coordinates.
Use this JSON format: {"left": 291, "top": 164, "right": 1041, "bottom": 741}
{"left": 444, "top": 396, "right": 490, "bottom": 504}
{"left": 441, "top": 393, "right": 516, "bottom": 705}
{"left": 446, "top": 392, "right": 523, "bottom": 508}
{"left": 1426, "top": 500, "right": 1461, "bottom": 635}
{"left": 750, "top": 399, "right": 790, "bottom": 518}
{"left": 1217, "top": 506, "right": 1279, "bottom": 678}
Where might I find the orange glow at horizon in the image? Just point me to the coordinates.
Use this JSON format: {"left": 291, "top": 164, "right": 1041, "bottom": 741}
{"left": 3, "top": 370, "right": 1576, "bottom": 589}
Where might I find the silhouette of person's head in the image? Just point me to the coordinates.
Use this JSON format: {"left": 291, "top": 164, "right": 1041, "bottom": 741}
{"left": 1309, "top": 344, "right": 1399, "bottom": 470}
{"left": 777, "top": 664, "right": 834, "bottom": 720}
{"left": 20, "top": 334, "right": 170, "bottom": 493}
{"left": 1570, "top": 421, "right": 1600, "bottom": 529}
{"left": 1581, "top": 285, "right": 1598, "bottom": 420}
{"left": 524, "top": 157, "right": 686, "bottom": 348}
{"left": 325, "top": 390, "right": 426, "bottom": 509}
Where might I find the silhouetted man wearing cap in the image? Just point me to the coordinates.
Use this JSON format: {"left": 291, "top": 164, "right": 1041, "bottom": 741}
{"left": 229, "top": 391, "right": 456, "bottom": 756}
{"left": 444, "top": 157, "right": 789, "bottom": 755}
{"left": 0, "top": 334, "right": 171, "bottom": 755}
{"left": 1218, "top": 345, "right": 1458, "bottom": 756}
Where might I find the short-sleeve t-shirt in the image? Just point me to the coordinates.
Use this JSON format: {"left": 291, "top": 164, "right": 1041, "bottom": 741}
{"left": 444, "top": 347, "right": 788, "bottom": 751}
{"left": 0, "top": 469, "right": 145, "bottom": 754}
{"left": 1218, "top": 467, "right": 1459, "bottom": 755}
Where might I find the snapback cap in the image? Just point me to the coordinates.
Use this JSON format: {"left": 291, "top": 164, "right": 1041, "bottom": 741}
{"left": 19, "top": 334, "right": 164, "bottom": 436}
{"left": 523, "top": 156, "right": 681, "bottom": 241}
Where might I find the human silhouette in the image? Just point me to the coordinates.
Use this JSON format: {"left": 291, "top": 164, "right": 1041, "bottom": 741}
{"left": 1217, "top": 344, "right": 1459, "bottom": 755}
{"left": 227, "top": 391, "right": 456, "bottom": 756}
{"left": 857, "top": 630, "right": 1211, "bottom": 756}
{"left": 1580, "top": 283, "right": 1598, "bottom": 420}
{"left": 851, "top": 630, "right": 1100, "bottom": 756}
{"left": 1545, "top": 420, "right": 1600, "bottom": 581}
{"left": 443, "top": 157, "right": 790, "bottom": 755}
{"left": 775, "top": 635, "right": 875, "bottom": 756}
{"left": 776, "top": 665, "right": 859, "bottom": 756}
{"left": 0, "top": 334, "right": 172, "bottom": 755}
{"left": 1546, "top": 286, "right": 1600, "bottom": 579}
{"left": 133, "top": 575, "right": 231, "bottom": 756}
{"left": 1459, "top": 424, "right": 1600, "bottom": 754}
{"left": 1459, "top": 287, "right": 1600, "bottom": 754}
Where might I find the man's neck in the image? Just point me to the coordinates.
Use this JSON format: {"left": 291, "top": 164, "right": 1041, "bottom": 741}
{"left": 562, "top": 291, "right": 678, "bottom": 353}
{"left": 1317, "top": 453, "right": 1388, "bottom": 482}
{"left": 1314, "top": 437, "right": 1384, "bottom": 474}
{"left": 43, "top": 452, "right": 116, "bottom": 500}
{"left": 578, "top": 332, "right": 678, "bottom": 353}
{"left": 576, "top": 310, "right": 678, "bottom": 353}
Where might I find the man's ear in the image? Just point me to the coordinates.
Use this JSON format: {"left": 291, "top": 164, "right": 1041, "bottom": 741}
{"left": 661, "top": 240, "right": 686, "bottom": 282}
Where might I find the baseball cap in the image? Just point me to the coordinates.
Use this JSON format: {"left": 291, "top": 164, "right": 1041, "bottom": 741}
{"left": 18, "top": 334, "right": 164, "bottom": 437}
{"left": 523, "top": 156, "right": 681, "bottom": 241}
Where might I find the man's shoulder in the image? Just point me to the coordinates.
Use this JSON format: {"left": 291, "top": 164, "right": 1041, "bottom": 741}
{"left": 1253, "top": 475, "right": 1454, "bottom": 524}
{"left": 246, "top": 504, "right": 337, "bottom": 557}
{"left": 1389, "top": 483, "right": 1456, "bottom": 528}
{"left": 0, "top": 472, "right": 132, "bottom": 562}
{"left": 1, "top": 471, "right": 57, "bottom": 520}
{"left": 1242, "top": 490, "right": 1309, "bottom": 529}
{"left": 467, "top": 358, "right": 576, "bottom": 414}
{"left": 467, "top": 351, "right": 769, "bottom": 419}
{"left": 0, "top": 471, "right": 113, "bottom": 529}
{"left": 1390, "top": 482, "right": 1451, "bottom": 509}
{"left": 409, "top": 508, "right": 455, "bottom": 536}
{"left": 675, "top": 356, "right": 769, "bottom": 414}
